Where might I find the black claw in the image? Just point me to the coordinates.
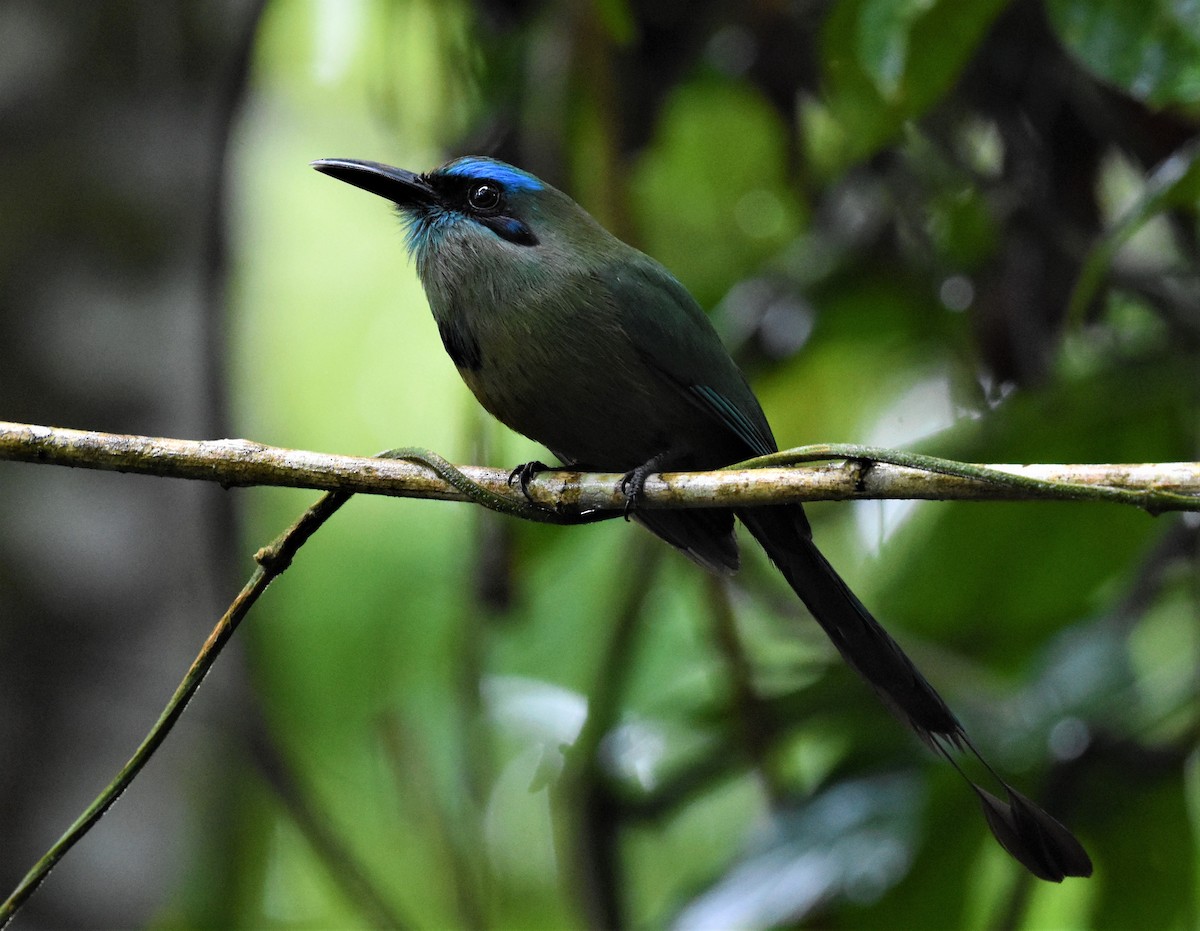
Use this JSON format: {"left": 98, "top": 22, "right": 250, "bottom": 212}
{"left": 508, "top": 460, "right": 550, "bottom": 503}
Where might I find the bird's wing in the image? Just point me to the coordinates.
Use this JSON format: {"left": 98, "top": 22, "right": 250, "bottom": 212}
{"left": 603, "top": 257, "right": 777, "bottom": 458}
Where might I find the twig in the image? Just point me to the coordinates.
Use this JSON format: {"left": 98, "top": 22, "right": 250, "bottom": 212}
{"left": 561, "top": 537, "right": 663, "bottom": 931}
{"left": 705, "top": 576, "right": 783, "bottom": 802}
{"left": 247, "top": 713, "right": 412, "bottom": 929}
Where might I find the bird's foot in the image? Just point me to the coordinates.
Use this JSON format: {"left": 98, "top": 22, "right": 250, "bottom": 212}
{"left": 507, "top": 460, "right": 551, "bottom": 504}
{"left": 618, "top": 462, "right": 656, "bottom": 520}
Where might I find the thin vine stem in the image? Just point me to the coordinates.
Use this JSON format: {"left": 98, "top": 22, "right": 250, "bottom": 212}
{"left": 0, "top": 489, "right": 355, "bottom": 929}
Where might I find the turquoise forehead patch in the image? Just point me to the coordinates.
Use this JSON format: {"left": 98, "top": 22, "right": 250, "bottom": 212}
{"left": 440, "top": 157, "right": 544, "bottom": 193}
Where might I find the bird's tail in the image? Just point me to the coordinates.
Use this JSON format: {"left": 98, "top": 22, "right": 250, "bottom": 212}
{"left": 737, "top": 504, "right": 1093, "bottom": 882}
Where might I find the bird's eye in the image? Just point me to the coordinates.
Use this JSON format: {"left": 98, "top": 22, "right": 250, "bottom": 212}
{"left": 467, "top": 182, "right": 502, "bottom": 212}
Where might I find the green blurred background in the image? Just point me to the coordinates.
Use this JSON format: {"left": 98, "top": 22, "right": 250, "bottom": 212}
{"left": 1, "top": 0, "right": 1198, "bottom": 928}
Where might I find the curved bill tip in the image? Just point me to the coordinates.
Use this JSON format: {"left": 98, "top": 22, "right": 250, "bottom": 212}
{"left": 311, "top": 157, "right": 436, "bottom": 207}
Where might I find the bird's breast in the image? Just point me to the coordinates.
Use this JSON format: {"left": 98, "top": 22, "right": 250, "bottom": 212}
{"left": 435, "top": 287, "right": 703, "bottom": 469}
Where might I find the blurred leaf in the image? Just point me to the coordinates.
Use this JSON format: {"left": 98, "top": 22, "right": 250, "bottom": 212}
{"left": 819, "top": 0, "right": 1008, "bottom": 168}
{"left": 1070, "top": 138, "right": 1200, "bottom": 324}
{"left": 1127, "top": 583, "right": 1200, "bottom": 742}
{"left": 627, "top": 771, "right": 768, "bottom": 927}
{"left": 1046, "top": 0, "right": 1200, "bottom": 109}
{"left": 856, "top": 0, "right": 936, "bottom": 99}
{"left": 874, "top": 354, "right": 1194, "bottom": 665}
{"left": 631, "top": 78, "right": 805, "bottom": 308}
{"left": 671, "top": 776, "right": 922, "bottom": 930}
{"left": 838, "top": 769, "right": 988, "bottom": 930}
{"left": 593, "top": 0, "right": 636, "bottom": 45}
{"left": 1084, "top": 768, "right": 1197, "bottom": 929}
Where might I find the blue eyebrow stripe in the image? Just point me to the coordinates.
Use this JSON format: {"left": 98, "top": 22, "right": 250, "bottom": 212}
{"left": 443, "top": 158, "right": 544, "bottom": 192}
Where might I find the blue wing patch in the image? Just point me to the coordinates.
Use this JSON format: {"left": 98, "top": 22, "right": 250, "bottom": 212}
{"left": 690, "top": 384, "right": 776, "bottom": 457}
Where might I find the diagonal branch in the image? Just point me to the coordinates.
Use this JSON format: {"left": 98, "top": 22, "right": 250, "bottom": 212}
{"left": 2, "top": 420, "right": 1198, "bottom": 513}
{"left": 0, "top": 488, "right": 357, "bottom": 929}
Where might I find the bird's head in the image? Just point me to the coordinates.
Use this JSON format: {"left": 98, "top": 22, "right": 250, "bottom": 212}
{"left": 312, "top": 156, "right": 614, "bottom": 287}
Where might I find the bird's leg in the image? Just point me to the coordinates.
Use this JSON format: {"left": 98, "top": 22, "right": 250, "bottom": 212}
{"left": 504, "top": 459, "right": 623, "bottom": 524}
{"left": 619, "top": 449, "right": 679, "bottom": 518}
{"left": 507, "top": 460, "right": 551, "bottom": 503}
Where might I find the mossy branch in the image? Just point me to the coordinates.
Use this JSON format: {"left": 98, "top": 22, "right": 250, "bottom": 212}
{"left": 2, "top": 420, "right": 1199, "bottom": 513}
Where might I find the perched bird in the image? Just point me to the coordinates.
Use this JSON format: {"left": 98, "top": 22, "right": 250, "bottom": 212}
{"left": 313, "top": 155, "right": 1092, "bottom": 881}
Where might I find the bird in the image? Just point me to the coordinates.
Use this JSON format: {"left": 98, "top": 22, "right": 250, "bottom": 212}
{"left": 312, "top": 154, "right": 1093, "bottom": 882}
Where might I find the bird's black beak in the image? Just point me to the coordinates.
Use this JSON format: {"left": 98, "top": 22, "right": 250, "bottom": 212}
{"left": 311, "top": 158, "right": 437, "bottom": 208}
